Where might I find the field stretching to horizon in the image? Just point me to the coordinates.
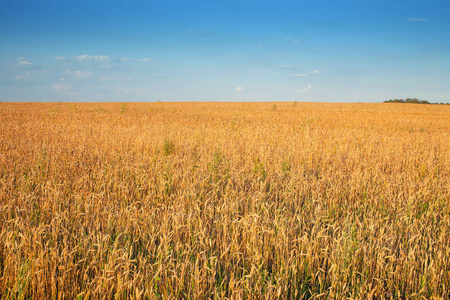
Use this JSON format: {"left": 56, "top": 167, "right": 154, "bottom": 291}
{"left": 1, "top": 102, "right": 449, "bottom": 299}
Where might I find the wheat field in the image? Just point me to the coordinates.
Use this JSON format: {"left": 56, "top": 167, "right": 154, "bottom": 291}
{"left": 0, "top": 102, "right": 449, "bottom": 299}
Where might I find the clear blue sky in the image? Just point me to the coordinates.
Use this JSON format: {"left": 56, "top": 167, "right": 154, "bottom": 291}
{"left": 1, "top": 0, "right": 449, "bottom": 102}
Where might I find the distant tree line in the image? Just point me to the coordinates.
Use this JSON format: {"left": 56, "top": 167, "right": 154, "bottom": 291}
{"left": 384, "top": 98, "right": 449, "bottom": 105}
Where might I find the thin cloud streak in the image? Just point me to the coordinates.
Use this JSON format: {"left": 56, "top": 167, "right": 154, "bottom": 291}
{"left": 292, "top": 70, "right": 320, "bottom": 78}
{"left": 65, "top": 69, "right": 93, "bottom": 78}
{"left": 16, "top": 57, "right": 32, "bottom": 66}
{"left": 297, "top": 83, "right": 312, "bottom": 94}
{"left": 75, "top": 55, "right": 110, "bottom": 62}
{"left": 285, "top": 37, "right": 302, "bottom": 44}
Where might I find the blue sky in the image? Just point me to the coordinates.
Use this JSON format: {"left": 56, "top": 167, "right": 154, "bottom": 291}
{"left": 1, "top": 0, "right": 449, "bottom": 102}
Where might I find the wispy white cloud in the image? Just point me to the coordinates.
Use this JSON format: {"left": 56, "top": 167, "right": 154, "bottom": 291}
{"left": 65, "top": 69, "right": 93, "bottom": 78}
{"left": 94, "top": 55, "right": 110, "bottom": 62}
{"left": 140, "top": 58, "right": 151, "bottom": 62}
{"left": 235, "top": 86, "right": 243, "bottom": 92}
{"left": 75, "top": 55, "right": 110, "bottom": 62}
{"left": 297, "top": 83, "right": 312, "bottom": 94}
{"left": 121, "top": 57, "right": 130, "bottom": 62}
{"left": 16, "top": 57, "right": 32, "bottom": 66}
{"left": 53, "top": 84, "right": 65, "bottom": 91}
{"left": 292, "top": 70, "right": 320, "bottom": 78}
{"left": 17, "top": 61, "right": 32, "bottom": 65}
{"left": 407, "top": 18, "right": 427, "bottom": 22}
{"left": 285, "top": 37, "right": 302, "bottom": 44}
{"left": 75, "top": 55, "right": 92, "bottom": 62}
{"left": 55, "top": 56, "right": 66, "bottom": 61}
{"left": 13, "top": 71, "right": 31, "bottom": 79}
{"left": 292, "top": 73, "right": 308, "bottom": 78}
{"left": 75, "top": 71, "right": 92, "bottom": 78}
